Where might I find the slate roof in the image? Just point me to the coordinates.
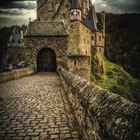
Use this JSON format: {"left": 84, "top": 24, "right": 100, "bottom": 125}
{"left": 68, "top": 0, "right": 99, "bottom": 31}
{"left": 84, "top": 5, "right": 98, "bottom": 31}
{"left": 69, "top": 0, "right": 81, "bottom": 10}
{"left": 25, "top": 22, "right": 67, "bottom": 37}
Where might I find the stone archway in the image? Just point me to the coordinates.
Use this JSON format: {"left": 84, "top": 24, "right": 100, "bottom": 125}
{"left": 37, "top": 48, "right": 56, "bottom": 72}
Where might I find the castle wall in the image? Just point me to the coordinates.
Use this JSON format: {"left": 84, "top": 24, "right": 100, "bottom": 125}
{"left": 37, "top": 0, "right": 55, "bottom": 21}
{"left": 24, "top": 36, "right": 68, "bottom": 71}
{"left": 79, "top": 23, "right": 91, "bottom": 56}
{"left": 67, "top": 21, "right": 91, "bottom": 80}
{"left": 58, "top": 67, "right": 140, "bottom": 140}
{"left": 68, "top": 21, "right": 92, "bottom": 56}
{"left": 91, "top": 32, "right": 105, "bottom": 78}
{"left": 29, "top": 0, "right": 105, "bottom": 80}
{"left": 0, "top": 67, "right": 34, "bottom": 83}
{"left": 68, "top": 56, "right": 90, "bottom": 80}
{"left": 68, "top": 21, "right": 80, "bottom": 55}
{"left": 37, "top": 0, "right": 68, "bottom": 21}
{"left": 95, "top": 32, "right": 105, "bottom": 47}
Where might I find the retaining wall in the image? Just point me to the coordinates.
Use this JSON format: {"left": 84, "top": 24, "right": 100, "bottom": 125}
{"left": 0, "top": 67, "right": 34, "bottom": 83}
{"left": 58, "top": 66, "right": 140, "bottom": 140}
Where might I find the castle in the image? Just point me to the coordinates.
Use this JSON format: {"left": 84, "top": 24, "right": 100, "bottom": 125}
{"left": 24, "top": 0, "right": 105, "bottom": 80}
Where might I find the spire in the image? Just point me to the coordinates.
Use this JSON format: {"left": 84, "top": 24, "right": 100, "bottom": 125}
{"left": 13, "top": 26, "right": 17, "bottom": 33}
{"left": 69, "top": 0, "right": 81, "bottom": 10}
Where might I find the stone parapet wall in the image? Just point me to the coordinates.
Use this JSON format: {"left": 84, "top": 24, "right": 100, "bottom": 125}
{"left": 58, "top": 66, "right": 140, "bottom": 140}
{"left": 0, "top": 67, "right": 34, "bottom": 83}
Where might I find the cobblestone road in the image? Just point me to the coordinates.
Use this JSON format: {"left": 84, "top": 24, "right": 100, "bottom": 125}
{"left": 0, "top": 73, "right": 81, "bottom": 140}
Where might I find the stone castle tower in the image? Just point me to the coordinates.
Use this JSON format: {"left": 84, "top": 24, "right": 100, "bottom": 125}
{"left": 24, "top": 0, "right": 105, "bottom": 80}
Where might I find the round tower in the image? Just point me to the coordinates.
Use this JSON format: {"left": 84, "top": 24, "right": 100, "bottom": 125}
{"left": 69, "top": 0, "right": 82, "bottom": 21}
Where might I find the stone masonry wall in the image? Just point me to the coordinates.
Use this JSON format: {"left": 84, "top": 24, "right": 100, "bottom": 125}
{"left": 0, "top": 67, "right": 34, "bottom": 83}
{"left": 24, "top": 36, "right": 68, "bottom": 71}
{"left": 68, "top": 21, "right": 80, "bottom": 55}
{"left": 68, "top": 21, "right": 91, "bottom": 80}
{"left": 68, "top": 56, "right": 91, "bottom": 80}
{"left": 58, "top": 66, "right": 140, "bottom": 140}
{"left": 91, "top": 31, "right": 105, "bottom": 79}
{"left": 79, "top": 23, "right": 91, "bottom": 56}
{"left": 68, "top": 21, "right": 91, "bottom": 56}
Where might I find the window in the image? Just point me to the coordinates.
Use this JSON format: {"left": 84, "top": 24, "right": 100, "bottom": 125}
{"left": 92, "top": 36, "right": 94, "bottom": 41}
{"left": 71, "top": 24, "right": 74, "bottom": 28}
{"left": 99, "top": 35, "right": 102, "bottom": 42}
{"left": 74, "top": 59, "right": 76, "bottom": 66}
{"left": 88, "top": 58, "right": 90, "bottom": 65}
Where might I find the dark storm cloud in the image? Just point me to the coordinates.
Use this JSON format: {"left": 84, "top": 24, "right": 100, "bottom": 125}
{"left": 94, "top": 0, "right": 140, "bottom": 13}
{"left": 0, "top": 1, "right": 37, "bottom": 27}
{"left": 0, "top": 9, "right": 24, "bottom": 15}
{"left": 106, "top": 0, "right": 140, "bottom": 12}
{"left": 0, "top": 0, "right": 36, "bottom": 9}
{"left": 0, "top": 15, "right": 29, "bottom": 27}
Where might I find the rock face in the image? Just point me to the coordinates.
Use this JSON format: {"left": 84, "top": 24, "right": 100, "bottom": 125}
{"left": 58, "top": 66, "right": 140, "bottom": 140}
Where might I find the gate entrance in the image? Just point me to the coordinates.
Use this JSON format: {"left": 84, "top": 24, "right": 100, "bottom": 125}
{"left": 37, "top": 48, "right": 56, "bottom": 72}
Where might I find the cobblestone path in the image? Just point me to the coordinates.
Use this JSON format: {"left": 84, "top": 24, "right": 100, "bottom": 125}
{"left": 0, "top": 73, "right": 81, "bottom": 140}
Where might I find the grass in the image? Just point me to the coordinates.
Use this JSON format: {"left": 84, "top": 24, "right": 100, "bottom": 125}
{"left": 92, "top": 60, "right": 140, "bottom": 104}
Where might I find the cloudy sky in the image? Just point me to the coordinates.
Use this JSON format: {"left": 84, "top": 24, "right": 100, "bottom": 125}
{"left": 0, "top": 0, "right": 37, "bottom": 27}
{"left": 0, "top": 0, "right": 140, "bottom": 27}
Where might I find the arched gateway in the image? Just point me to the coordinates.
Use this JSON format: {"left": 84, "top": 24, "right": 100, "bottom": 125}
{"left": 37, "top": 48, "right": 56, "bottom": 72}
{"left": 24, "top": 22, "right": 68, "bottom": 73}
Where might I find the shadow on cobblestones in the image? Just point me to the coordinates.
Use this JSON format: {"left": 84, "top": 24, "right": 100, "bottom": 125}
{"left": 0, "top": 73, "right": 81, "bottom": 140}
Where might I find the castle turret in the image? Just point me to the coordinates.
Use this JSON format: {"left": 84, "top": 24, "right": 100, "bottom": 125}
{"left": 70, "top": 0, "right": 82, "bottom": 21}
{"left": 25, "top": 0, "right": 106, "bottom": 81}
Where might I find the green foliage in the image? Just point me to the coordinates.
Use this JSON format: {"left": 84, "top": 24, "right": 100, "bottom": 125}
{"left": 93, "top": 60, "right": 140, "bottom": 104}
{"left": 105, "top": 13, "right": 140, "bottom": 80}
{"left": 91, "top": 48, "right": 103, "bottom": 81}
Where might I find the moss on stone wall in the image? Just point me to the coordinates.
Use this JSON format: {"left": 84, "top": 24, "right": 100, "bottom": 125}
{"left": 91, "top": 47, "right": 104, "bottom": 81}
{"left": 58, "top": 66, "right": 140, "bottom": 140}
{"left": 92, "top": 60, "right": 140, "bottom": 104}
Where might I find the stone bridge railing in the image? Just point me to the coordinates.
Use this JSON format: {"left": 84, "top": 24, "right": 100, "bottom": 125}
{"left": 58, "top": 66, "right": 140, "bottom": 140}
{"left": 0, "top": 67, "right": 34, "bottom": 83}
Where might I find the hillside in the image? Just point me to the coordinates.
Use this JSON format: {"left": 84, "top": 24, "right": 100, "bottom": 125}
{"left": 105, "top": 13, "right": 140, "bottom": 80}
{"left": 93, "top": 60, "right": 140, "bottom": 104}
